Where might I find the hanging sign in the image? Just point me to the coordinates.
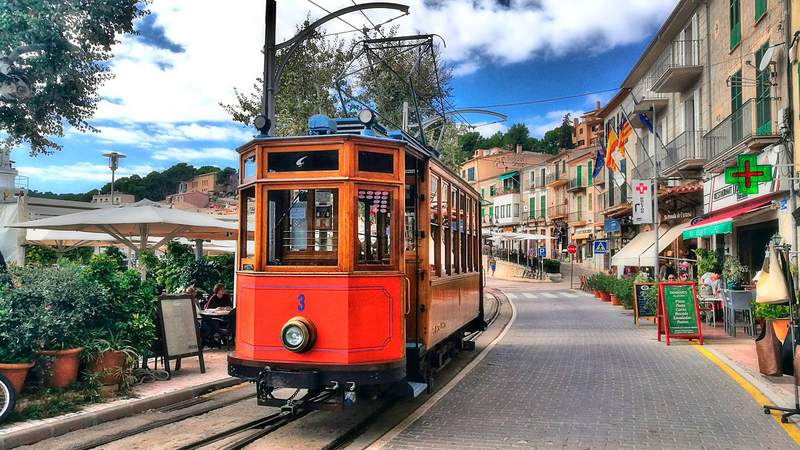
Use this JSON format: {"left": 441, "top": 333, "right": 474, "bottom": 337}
{"left": 633, "top": 282, "right": 656, "bottom": 325}
{"left": 724, "top": 154, "right": 773, "bottom": 195}
{"left": 658, "top": 282, "right": 702, "bottom": 345}
{"left": 631, "top": 179, "right": 653, "bottom": 224}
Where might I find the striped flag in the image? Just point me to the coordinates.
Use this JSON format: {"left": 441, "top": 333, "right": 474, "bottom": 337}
{"left": 618, "top": 117, "right": 632, "bottom": 157}
{"left": 605, "top": 129, "right": 618, "bottom": 171}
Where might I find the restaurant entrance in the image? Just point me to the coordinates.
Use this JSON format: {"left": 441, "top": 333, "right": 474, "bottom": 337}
{"left": 737, "top": 219, "right": 777, "bottom": 279}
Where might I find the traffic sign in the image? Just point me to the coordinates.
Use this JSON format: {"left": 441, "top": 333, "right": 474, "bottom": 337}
{"left": 538, "top": 247, "right": 546, "bottom": 257}
{"left": 593, "top": 240, "right": 608, "bottom": 254}
{"left": 567, "top": 244, "right": 577, "bottom": 255}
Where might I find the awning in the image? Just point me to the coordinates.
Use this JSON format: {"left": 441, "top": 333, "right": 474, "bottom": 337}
{"left": 496, "top": 171, "right": 518, "bottom": 181}
{"left": 612, "top": 225, "right": 669, "bottom": 267}
{"left": 573, "top": 233, "right": 591, "bottom": 240}
{"left": 682, "top": 199, "right": 772, "bottom": 240}
{"left": 638, "top": 222, "right": 691, "bottom": 267}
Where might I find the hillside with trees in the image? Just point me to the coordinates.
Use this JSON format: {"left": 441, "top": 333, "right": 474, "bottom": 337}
{"left": 30, "top": 163, "right": 237, "bottom": 203}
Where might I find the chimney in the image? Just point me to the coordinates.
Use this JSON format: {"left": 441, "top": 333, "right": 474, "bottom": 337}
{"left": 595, "top": 101, "right": 601, "bottom": 110}
{"left": 516, "top": 144, "right": 522, "bottom": 153}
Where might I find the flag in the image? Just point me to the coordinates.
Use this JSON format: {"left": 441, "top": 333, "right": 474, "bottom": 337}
{"left": 638, "top": 112, "right": 654, "bottom": 135}
{"left": 605, "top": 129, "right": 618, "bottom": 171}
{"left": 593, "top": 144, "right": 604, "bottom": 178}
{"left": 618, "top": 117, "right": 632, "bottom": 157}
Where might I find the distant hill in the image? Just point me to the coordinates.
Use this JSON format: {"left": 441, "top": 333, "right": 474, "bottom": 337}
{"left": 29, "top": 163, "right": 238, "bottom": 203}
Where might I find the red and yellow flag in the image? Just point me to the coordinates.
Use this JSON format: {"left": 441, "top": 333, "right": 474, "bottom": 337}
{"left": 606, "top": 129, "right": 618, "bottom": 171}
{"left": 618, "top": 118, "right": 632, "bottom": 157}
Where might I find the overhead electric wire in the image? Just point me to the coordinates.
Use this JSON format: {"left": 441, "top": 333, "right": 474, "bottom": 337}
{"left": 351, "top": 0, "right": 384, "bottom": 38}
{"left": 307, "top": 0, "right": 368, "bottom": 37}
{"left": 460, "top": 88, "right": 620, "bottom": 110}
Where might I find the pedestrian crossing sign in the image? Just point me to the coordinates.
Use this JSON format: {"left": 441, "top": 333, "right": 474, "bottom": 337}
{"left": 593, "top": 240, "right": 608, "bottom": 254}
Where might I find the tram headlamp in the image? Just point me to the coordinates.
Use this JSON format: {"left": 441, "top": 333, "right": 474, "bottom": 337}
{"left": 358, "top": 108, "right": 376, "bottom": 127}
{"left": 280, "top": 317, "right": 315, "bottom": 353}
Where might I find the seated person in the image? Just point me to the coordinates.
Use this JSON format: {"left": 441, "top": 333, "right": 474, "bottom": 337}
{"left": 205, "top": 283, "right": 233, "bottom": 309}
{"left": 700, "top": 272, "right": 721, "bottom": 296}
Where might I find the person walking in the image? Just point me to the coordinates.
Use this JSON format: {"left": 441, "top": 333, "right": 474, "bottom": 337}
{"left": 489, "top": 256, "right": 497, "bottom": 277}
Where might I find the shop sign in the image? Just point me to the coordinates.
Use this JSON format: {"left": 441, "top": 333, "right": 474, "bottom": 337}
{"left": 631, "top": 179, "right": 653, "bottom": 224}
{"left": 724, "top": 154, "right": 773, "bottom": 195}
{"left": 681, "top": 220, "right": 733, "bottom": 240}
{"left": 661, "top": 211, "right": 694, "bottom": 221}
{"left": 633, "top": 283, "right": 656, "bottom": 325}
{"left": 704, "top": 150, "right": 784, "bottom": 213}
{"left": 574, "top": 227, "right": 593, "bottom": 235}
{"left": 604, "top": 218, "right": 621, "bottom": 233}
{"left": 658, "top": 282, "right": 702, "bottom": 346}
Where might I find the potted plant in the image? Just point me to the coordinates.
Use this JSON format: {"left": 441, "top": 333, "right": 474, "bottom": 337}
{"left": 616, "top": 277, "right": 635, "bottom": 310}
{"left": 8, "top": 265, "right": 106, "bottom": 388}
{"left": 588, "top": 274, "right": 601, "bottom": 298}
{"left": 84, "top": 331, "right": 139, "bottom": 386}
{"left": 609, "top": 278, "right": 622, "bottom": 306}
{"left": 543, "top": 259, "right": 562, "bottom": 282}
{"left": 0, "top": 272, "right": 37, "bottom": 394}
{"left": 598, "top": 274, "right": 611, "bottom": 301}
{"left": 723, "top": 255, "right": 748, "bottom": 290}
{"left": 754, "top": 303, "right": 792, "bottom": 342}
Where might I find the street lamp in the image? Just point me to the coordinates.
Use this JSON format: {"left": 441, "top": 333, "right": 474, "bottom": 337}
{"left": 102, "top": 151, "right": 125, "bottom": 206}
{"left": 257, "top": 0, "right": 410, "bottom": 135}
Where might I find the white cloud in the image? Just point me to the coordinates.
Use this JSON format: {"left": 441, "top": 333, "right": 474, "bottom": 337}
{"left": 475, "top": 122, "right": 508, "bottom": 138}
{"left": 526, "top": 109, "right": 585, "bottom": 137}
{"left": 89, "top": 0, "right": 674, "bottom": 125}
{"left": 152, "top": 147, "right": 238, "bottom": 162}
{"left": 16, "top": 162, "right": 159, "bottom": 183}
{"left": 68, "top": 122, "right": 253, "bottom": 146}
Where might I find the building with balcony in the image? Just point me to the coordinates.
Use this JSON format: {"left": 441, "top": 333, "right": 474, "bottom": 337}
{"left": 572, "top": 102, "right": 604, "bottom": 149}
{"left": 596, "top": 0, "right": 790, "bottom": 277}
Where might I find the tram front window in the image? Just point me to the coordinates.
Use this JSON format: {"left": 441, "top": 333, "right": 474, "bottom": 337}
{"left": 267, "top": 189, "right": 338, "bottom": 266}
{"left": 357, "top": 189, "right": 392, "bottom": 266}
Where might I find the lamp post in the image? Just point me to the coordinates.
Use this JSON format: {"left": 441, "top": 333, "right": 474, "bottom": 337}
{"left": 102, "top": 151, "right": 125, "bottom": 206}
{"left": 258, "top": 1, "right": 410, "bottom": 135}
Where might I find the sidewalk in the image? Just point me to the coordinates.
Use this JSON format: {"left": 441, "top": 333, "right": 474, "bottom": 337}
{"left": 484, "top": 256, "right": 599, "bottom": 284}
{"left": 0, "top": 349, "right": 237, "bottom": 448}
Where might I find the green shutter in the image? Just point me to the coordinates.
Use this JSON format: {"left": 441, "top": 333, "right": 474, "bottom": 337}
{"left": 480, "top": 207, "right": 484, "bottom": 218}
{"left": 489, "top": 206, "right": 493, "bottom": 217}
{"left": 731, "top": 68, "right": 743, "bottom": 142}
{"left": 528, "top": 197, "right": 535, "bottom": 219}
{"left": 587, "top": 161, "right": 593, "bottom": 186}
{"left": 540, "top": 195, "right": 546, "bottom": 219}
{"left": 481, "top": 188, "right": 485, "bottom": 199}
{"left": 755, "top": 42, "right": 772, "bottom": 135}
{"left": 754, "top": 0, "right": 766, "bottom": 21}
{"left": 577, "top": 166, "right": 583, "bottom": 187}
{"left": 730, "top": 0, "right": 741, "bottom": 49}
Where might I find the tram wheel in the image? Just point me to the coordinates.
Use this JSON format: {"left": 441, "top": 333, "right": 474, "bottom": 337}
{"left": 0, "top": 373, "right": 16, "bottom": 423}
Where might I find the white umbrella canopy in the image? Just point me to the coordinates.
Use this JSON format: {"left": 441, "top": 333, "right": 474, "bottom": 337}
{"left": 12, "top": 200, "right": 237, "bottom": 254}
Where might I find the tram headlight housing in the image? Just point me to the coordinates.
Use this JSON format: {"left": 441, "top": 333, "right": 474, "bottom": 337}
{"left": 280, "top": 317, "right": 316, "bottom": 353}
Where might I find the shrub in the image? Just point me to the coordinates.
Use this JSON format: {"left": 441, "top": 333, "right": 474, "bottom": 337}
{"left": 754, "top": 303, "right": 790, "bottom": 320}
{"left": 614, "top": 277, "right": 635, "bottom": 309}
{"left": 6, "top": 264, "right": 107, "bottom": 350}
{"left": 543, "top": 259, "right": 561, "bottom": 274}
{"left": 0, "top": 285, "right": 37, "bottom": 363}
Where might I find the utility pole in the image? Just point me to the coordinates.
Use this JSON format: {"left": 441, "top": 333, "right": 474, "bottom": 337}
{"left": 652, "top": 105, "right": 660, "bottom": 281}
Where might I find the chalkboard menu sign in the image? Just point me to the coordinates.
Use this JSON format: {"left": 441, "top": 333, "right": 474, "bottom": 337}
{"left": 658, "top": 282, "right": 703, "bottom": 345}
{"left": 633, "top": 283, "right": 656, "bottom": 325}
{"left": 157, "top": 294, "right": 206, "bottom": 375}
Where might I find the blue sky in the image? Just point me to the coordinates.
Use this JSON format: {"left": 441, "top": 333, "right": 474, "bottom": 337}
{"left": 10, "top": 0, "right": 676, "bottom": 194}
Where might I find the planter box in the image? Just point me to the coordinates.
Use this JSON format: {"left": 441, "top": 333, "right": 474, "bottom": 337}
{"left": 547, "top": 273, "right": 562, "bottom": 282}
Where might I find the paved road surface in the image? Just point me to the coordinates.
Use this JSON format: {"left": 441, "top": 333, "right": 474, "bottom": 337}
{"left": 383, "top": 285, "right": 797, "bottom": 449}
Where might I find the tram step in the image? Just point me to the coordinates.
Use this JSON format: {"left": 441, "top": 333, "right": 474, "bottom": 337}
{"left": 406, "top": 382, "right": 428, "bottom": 398}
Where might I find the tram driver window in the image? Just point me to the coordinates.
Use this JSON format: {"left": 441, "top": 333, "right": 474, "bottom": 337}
{"left": 267, "top": 189, "right": 338, "bottom": 266}
{"left": 357, "top": 189, "right": 393, "bottom": 266}
{"left": 240, "top": 187, "right": 256, "bottom": 263}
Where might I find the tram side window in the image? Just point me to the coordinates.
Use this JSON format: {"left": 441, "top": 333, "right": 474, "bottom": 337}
{"left": 357, "top": 189, "right": 392, "bottom": 266}
{"left": 460, "top": 192, "right": 467, "bottom": 273}
{"left": 405, "top": 183, "right": 417, "bottom": 252}
{"left": 240, "top": 187, "right": 256, "bottom": 260}
{"left": 430, "top": 175, "right": 440, "bottom": 277}
{"left": 441, "top": 181, "right": 451, "bottom": 276}
{"left": 267, "top": 189, "right": 338, "bottom": 266}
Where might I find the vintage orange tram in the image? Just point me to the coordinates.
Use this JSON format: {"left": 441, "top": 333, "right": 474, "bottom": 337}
{"left": 228, "top": 113, "right": 484, "bottom": 404}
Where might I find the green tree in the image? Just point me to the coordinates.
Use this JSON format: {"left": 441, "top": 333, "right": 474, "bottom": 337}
{"left": 0, "top": 0, "right": 149, "bottom": 155}
{"left": 558, "top": 113, "right": 575, "bottom": 150}
{"left": 503, "top": 123, "right": 531, "bottom": 151}
{"left": 482, "top": 131, "right": 504, "bottom": 149}
{"left": 458, "top": 131, "right": 481, "bottom": 157}
{"left": 220, "top": 18, "right": 352, "bottom": 136}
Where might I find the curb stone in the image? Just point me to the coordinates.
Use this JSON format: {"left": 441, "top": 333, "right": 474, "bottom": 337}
{"left": 0, "top": 377, "right": 243, "bottom": 449}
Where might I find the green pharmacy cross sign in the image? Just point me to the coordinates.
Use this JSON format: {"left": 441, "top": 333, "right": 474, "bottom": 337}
{"left": 724, "top": 154, "right": 773, "bottom": 195}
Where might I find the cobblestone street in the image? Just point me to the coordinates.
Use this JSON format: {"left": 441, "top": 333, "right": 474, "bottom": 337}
{"left": 383, "top": 282, "right": 798, "bottom": 449}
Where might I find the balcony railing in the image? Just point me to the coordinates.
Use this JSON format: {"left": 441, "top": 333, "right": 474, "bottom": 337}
{"left": 594, "top": 211, "right": 604, "bottom": 224}
{"left": 494, "top": 186, "right": 520, "bottom": 195}
{"left": 652, "top": 39, "right": 703, "bottom": 93}
{"left": 528, "top": 210, "right": 547, "bottom": 220}
{"left": 703, "top": 98, "right": 777, "bottom": 166}
{"left": 660, "top": 130, "right": 707, "bottom": 174}
{"left": 567, "top": 177, "right": 586, "bottom": 191}
{"left": 592, "top": 170, "right": 606, "bottom": 185}
{"left": 568, "top": 210, "right": 586, "bottom": 223}
{"left": 548, "top": 204, "right": 567, "bottom": 218}
{"left": 545, "top": 173, "right": 561, "bottom": 185}
{"left": 632, "top": 77, "right": 668, "bottom": 112}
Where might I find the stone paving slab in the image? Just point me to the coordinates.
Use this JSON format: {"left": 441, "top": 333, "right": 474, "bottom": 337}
{"left": 383, "top": 289, "right": 798, "bottom": 450}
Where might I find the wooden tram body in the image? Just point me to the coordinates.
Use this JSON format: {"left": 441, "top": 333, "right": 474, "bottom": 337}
{"left": 228, "top": 117, "right": 484, "bottom": 401}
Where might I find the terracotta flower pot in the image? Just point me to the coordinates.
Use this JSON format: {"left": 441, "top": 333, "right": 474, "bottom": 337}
{"left": 39, "top": 348, "right": 82, "bottom": 388}
{"left": 0, "top": 362, "right": 34, "bottom": 394}
{"left": 610, "top": 294, "right": 621, "bottom": 306}
{"left": 773, "top": 319, "right": 791, "bottom": 343}
{"left": 90, "top": 350, "right": 126, "bottom": 385}
{"left": 600, "top": 291, "right": 611, "bottom": 302}
{"left": 592, "top": 290, "right": 601, "bottom": 299}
